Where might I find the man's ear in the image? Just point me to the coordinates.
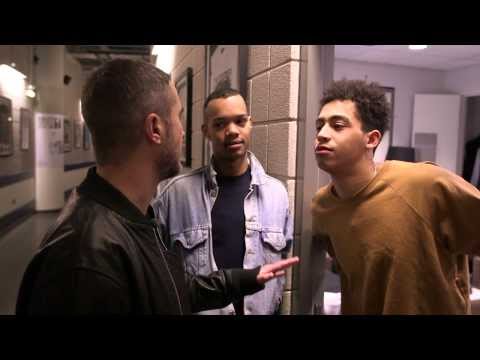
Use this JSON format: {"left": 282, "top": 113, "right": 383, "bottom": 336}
{"left": 145, "top": 113, "right": 166, "bottom": 145}
{"left": 201, "top": 121, "right": 210, "bottom": 140}
{"left": 366, "top": 129, "right": 382, "bottom": 150}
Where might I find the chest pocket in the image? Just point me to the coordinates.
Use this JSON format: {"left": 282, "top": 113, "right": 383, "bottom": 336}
{"left": 261, "top": 230, "right": 287, "bottom": 263}
{"left": 171, "top": 228, "right": 208, "bottom": 274}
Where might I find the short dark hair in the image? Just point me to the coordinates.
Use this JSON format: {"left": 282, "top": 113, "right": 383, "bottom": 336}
{"left": 203, "top": 87, "right": 243, "bottom": 110}
{"left": 81, "top": 59, "right": 172, "bottom": 166}
{"left": 320, "top": 79, "right": 390, "bottom": 136}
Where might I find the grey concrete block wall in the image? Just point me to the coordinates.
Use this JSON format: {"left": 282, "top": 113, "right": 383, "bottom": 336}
{"left": 269, "top": 61, "right": 300, "bottom": 121}
{"left": 246, "top": 45, "right": 301, "bottom": 315}
{"left": 267, "top": 121, "right": 297, "bottom": 177}
{"left": 191, "top": 130, "right": 203, "bottom": 169}
{"left": 192, "top": 101, "right": 204, "bottom": 133}
{"left": 250, "top": 72, "right": 269, "bottom": 123}
{"left": 191, "top": 46, "right": 206, "bottom": 76}
{"left": 172, "top": 45, "right": 206, "bottom": 170}
{"left": 174, "top": 46, "right": 194, "bottom": 66}
{"left": 193, "top": 70, "right": 205, "bottom": 104}
{"left": 270, "top": 45, "right": 300, "bottom": 69}
{"left": 248, "top": 45, "right": 270, "bottom": 77}
{"left": 250, "top": 124, "right": 268, "bottom": 169}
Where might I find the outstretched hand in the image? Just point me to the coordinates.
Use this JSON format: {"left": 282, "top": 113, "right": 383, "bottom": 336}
{"left": 256, "top": 256, "right": 300, "bottom": 284}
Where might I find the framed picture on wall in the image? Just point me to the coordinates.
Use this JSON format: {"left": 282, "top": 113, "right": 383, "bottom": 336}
{"left": 63, "top": 118, "right": 72, "bottom": 152}
{"left": 83, "top": 124, "right": 92, "bottom": 150}
{"left": 175, "top": 67, "right": 193, "bottom": 168}
{"left": 74, "top": 122, "right": 82, "bottom": 149}
{"left": 208, "top": 45, "right": 248, "bottom": 99}
{"left": 0, "top": 96, "right": 13, "bottom": 157}
{"left": 20, "top": 108, "right": 32, "bottom": 151}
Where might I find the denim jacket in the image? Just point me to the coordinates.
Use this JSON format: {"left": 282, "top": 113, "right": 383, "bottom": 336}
{"left": 152, "top": 152, "right": 293, "bottom": 315}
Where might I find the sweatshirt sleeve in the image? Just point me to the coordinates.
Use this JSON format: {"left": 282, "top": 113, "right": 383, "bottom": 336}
{"left": 433, "top": 166, "right": 480, "bottom": 256}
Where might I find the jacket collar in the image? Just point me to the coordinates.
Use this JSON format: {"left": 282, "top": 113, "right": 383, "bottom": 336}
{"left": 205, "top": 151, "right": 267, "bottom": 190}
{"left": 78, "top": 167, "right": 155, "bottom": 225}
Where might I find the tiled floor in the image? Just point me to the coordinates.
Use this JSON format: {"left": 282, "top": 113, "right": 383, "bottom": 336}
{"left": 0, "top": 212, "right": 58, "bottom": 314}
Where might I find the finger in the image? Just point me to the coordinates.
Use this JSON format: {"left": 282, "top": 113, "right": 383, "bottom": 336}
{"left": 273, "top": 270, "right": 285, "bottom": 277}
{"left": 269, "top": 256, "right": 299, "bottom": 272}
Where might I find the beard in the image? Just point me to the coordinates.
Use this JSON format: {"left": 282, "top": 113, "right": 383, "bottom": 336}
{"left": 158, "top": 155, "right": 182, "bottom": 181}
{"left": 157, "top": 141, "right": 182, "bottom": 181}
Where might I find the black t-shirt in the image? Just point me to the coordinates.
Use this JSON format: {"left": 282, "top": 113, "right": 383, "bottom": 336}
{"left": 211, "top": 166, "right": 252, "bottom": 314}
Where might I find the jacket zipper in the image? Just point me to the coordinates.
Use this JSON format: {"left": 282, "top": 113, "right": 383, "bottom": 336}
{"left": 152, "top": 226, "right": 183, "bottom": 314}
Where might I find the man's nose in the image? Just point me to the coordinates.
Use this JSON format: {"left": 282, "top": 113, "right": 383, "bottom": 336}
{"left": 316, "top": 125, "right": 331, "bottom": 142}
{"left": 225, "top": 122, "right": 239, "bottom": 136}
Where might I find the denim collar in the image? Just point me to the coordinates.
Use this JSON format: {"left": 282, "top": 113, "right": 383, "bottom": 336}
{"left": 205, "top": 151, "right": 267, "bottom": 191}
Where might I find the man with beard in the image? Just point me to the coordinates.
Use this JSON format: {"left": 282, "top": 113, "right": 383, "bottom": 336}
{"left": 16, "top": 60, "right": 298, "bottom": 315}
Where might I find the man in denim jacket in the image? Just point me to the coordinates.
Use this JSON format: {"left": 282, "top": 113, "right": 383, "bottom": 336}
{"left": 152, "top": 88, "right": 293, "bottom": 315}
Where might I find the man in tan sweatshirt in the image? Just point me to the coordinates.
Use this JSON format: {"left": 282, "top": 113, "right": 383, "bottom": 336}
{"left": 312, "top": 79, "right": 480, "bottom": 314}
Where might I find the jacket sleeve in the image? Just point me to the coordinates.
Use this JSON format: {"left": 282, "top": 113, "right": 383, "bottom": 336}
{"left": 186, "top": 267, "right": 264, "bottom": 313}
{"left": 18, "top": 267, "right": 131, "bottom": 315}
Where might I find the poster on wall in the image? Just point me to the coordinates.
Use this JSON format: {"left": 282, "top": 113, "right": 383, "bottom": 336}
{"left": 208, "top": 45, "right": 248, "bottom": 98}
{"left": 20, "top": 108, "right": 32, "bottom": 151}
{"left": 63, "top": 118, "right": 72, "bottom": 152}
{"left": 35, "top": 113, "right": 64, "bottom": 168}
{"left": 83, "top": 124, "right": 92, "bottom": 150}
{"left": 74, "top": 122, "right": 82, "bottom": 149}
{"left": 0, "top": 96, "right": 13, "bottom": 157}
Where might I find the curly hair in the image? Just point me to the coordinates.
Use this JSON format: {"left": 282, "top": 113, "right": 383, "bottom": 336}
{"left": 320, "top": 79, "right": 390, "bottom": 135}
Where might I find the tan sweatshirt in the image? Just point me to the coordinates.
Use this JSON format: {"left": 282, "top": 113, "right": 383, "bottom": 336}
{"left": 312, "top": 161, "right": 480, "bottom": 314}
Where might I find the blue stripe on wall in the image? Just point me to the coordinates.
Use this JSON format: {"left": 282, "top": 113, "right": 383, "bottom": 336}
{"left": 64, "top": 162, "right": 96, "bottom": 172}
{"left": 0, "top": 200, "right": 35, "bottom": 239}
{"left": 0, "top": 171, "right": 34, "bottom": 188}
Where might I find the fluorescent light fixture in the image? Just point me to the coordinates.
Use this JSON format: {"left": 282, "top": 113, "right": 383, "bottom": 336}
{"left": 0, "top": 63, "right": 27, "bottom": 79}
{"left": 409, "top": 45, "right": 428, "bottom": 50}
{"left": 25, "top": 84, "right": 36, "bottom": 98}
{"left": 152, "top": 45, "right": 175, "bottom": 74}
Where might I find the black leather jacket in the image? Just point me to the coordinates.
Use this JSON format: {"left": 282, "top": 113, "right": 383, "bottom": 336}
{"left": 16, "top": 168, "right": 263, "bottom": 315}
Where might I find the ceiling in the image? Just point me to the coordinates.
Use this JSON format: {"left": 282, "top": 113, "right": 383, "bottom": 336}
{"left": 334, "top": 45, "right": 480, "bottom": 71}
{"left": 66, "top": 45, "right": 152, "bottom": 71}
{"left": 66, "top": 45, "right": 480, "bottom": 72}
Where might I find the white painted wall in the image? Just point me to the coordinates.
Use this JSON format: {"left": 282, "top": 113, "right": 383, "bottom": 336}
{"left": 0, "top": 45, "right": 35, "bottom": 217}
{"left": 413, "top": 94, "right": 462, "bottom": 174}
{"left": 0, "top": 179, "right": 34, "bottom": 218}
{"left": 444, "top": 64, "right": 480, "bottom": 97}
{"left": 63, "top": 167, "right": 89, "bottom": 193}
{"left": 334, "top": 59, "right": 448, "bottom": 147}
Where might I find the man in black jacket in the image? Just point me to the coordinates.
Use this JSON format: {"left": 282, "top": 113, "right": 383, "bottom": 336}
{"left": 16, "top": 59, "right": 298, "bottom": 315}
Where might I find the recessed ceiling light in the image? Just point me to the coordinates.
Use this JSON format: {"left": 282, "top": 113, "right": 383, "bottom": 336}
{"left": 409, "top": 45, "right": 428, "bottom": 50}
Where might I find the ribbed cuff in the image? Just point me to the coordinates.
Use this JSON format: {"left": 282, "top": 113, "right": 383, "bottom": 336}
{"left": 230, "top": 266, "right": 265, "bottom": 297}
